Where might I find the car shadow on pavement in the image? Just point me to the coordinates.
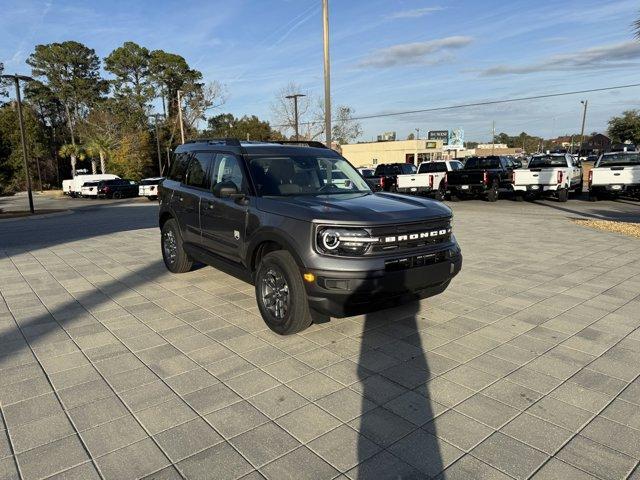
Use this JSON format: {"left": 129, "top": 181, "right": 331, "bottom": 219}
{"left": 352, "top": 282, "right": 444, "bottom": 478}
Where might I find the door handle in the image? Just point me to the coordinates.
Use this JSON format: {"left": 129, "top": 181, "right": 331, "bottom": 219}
{"left": 178, "top": 196, "right": 184, "bottom": 202}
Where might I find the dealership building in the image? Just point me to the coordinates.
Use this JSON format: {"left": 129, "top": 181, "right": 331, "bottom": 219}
{"left": 341, "top": 139, "right": 446, "bottom": 168}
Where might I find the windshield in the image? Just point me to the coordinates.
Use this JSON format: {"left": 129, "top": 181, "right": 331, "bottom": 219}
{"left": 528, "top": 155, "right": 568, "bottom": 168}
{"left": 248, "top": 155, "right": 371, "bottom": 196}
{"left": 597, "top": 153, "right": 640, "bottom": 167}
{"left": 418, "top": 162, "right": 447, "bottom": 173}
{"left": 464, "top": 157, "right": 500, "bottom": 169}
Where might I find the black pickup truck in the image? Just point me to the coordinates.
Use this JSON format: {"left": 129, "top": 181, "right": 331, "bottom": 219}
{"left": 446, "top": 156, "right": 516, "bottom": 201}
{"left": 363, "top": 163, "right": 417, "bottom": 192}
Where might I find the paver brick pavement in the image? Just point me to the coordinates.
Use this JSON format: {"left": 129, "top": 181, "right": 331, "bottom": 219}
{"left": 1, "top": 199, "right": 639, "bottom": 479}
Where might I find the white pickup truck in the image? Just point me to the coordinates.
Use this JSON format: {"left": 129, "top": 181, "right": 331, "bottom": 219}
{"left": 138, "top": 177, "right": 164, "bottom": 201}
{"left": 512, "top": 153, "right": 582, "bottom": 202}
{"left": 396, "top": 160, "right": 464, "bottom": 200}
{"left": 589, "top": 151, "right": 640, "bottom": 201}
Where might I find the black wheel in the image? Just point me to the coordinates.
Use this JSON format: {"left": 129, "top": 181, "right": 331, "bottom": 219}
{"left": 113, "top": 191, "right": 123, "bottom": 199}
{"left": 514, "top": 192, "right": 524, "bottom": 202}
{"left": 433, "top": 183, "right": 445, "bottom": 201}
{"left": 161, "top": 219, "right": 193, "bottom": 273}
{"left": 255, "top": 250, "right": 313, "bottom": 335}
{"left": 485, "top": 183, "right": 499, "bottom": 202}
{"left": 557, "top": 188, "right": 568, "bottom": 202}
{"left": 588, "top": 193, "right": 598, "bottom": 202}
{"left": 148, "top": 196, "right": 158, "bottom": 201}
{"left": 449, "top": 192, "right": 461, "bottom": 202}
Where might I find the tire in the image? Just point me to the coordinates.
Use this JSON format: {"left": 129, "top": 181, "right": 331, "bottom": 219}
{"left": 570, "top": 181, "right": 583, "bottom": 198}
{"left": 255, "top": 250, "right": 313, "bottom": 335}
{"left": 485, "top": 183, "right": 499, "bottom": 202}
{"left": 433, "top": 183, "right": 445, "bottom": 201}
{"left": 588, "top": 193, "right": 598, "bottom": 202}
{"left": 112, "top": 191, "right": 123, "bottom": 199}
{"left": 161, "top": 219, "right": 193, "bottom": 273}
{"left": 557, "top": 188, "right": 568, "bottom": 202}
{"left": 449, "top": 193, "right": 460, "bottom": 202}
{"left": 514, "top": 192, "right": 524, "bottom": 202}
{"left": 148, "top": 196, "right": 158, "bottom": 201}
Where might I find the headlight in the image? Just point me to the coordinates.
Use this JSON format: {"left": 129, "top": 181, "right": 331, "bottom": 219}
{"left": 316, "top": 227, "right": 379, "bottom": 256}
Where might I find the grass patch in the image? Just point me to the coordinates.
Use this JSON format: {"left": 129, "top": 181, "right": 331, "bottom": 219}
{"left": 573, "top": 219, "right": 640, "bottom": 239}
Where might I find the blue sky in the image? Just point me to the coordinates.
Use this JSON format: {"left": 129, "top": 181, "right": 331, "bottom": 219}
{"left": 2, "top": 0, "right": 640, "bottom": 141}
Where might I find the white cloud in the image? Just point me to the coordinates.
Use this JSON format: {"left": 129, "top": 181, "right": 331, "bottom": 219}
{"left": 480, "top": 40, "right": 640, "bottom": 76}
{"left": 358, "top": 36, "right": 473, "bottom": 68}
{"left": 390, "top": 7, "right": 443, "bottom": 19}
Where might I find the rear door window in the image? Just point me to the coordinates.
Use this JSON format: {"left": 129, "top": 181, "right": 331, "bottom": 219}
{"left": 169, "top": 152, "right": 190, "bottom": 182}
{"left": 186, "top": 152, "right": 214, "bottom": 189}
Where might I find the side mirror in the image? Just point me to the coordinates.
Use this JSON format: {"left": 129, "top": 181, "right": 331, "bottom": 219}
{"left": 213, "top": 182, "right": 241, "bottom": 198}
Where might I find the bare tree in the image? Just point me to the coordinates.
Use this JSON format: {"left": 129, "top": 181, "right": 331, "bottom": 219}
{"left": 332, "top": 106, "right": 363, "bottom": 145}
{"left": 182, "top": 80, "right": 228, "bottom": 130}
{"left": 270, "top": 82, "right": 326, "bottom": 140}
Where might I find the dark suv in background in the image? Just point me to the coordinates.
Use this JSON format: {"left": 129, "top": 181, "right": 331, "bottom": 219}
{"left": 98, "top": 179, "right": 139, "bottom": 199}
{"left": 158, "top": 140, "right": 462, "bottom": 334}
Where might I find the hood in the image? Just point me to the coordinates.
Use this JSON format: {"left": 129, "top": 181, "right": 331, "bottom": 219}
{"left": 256, "top": 192, "right": 452, "bottom": 224}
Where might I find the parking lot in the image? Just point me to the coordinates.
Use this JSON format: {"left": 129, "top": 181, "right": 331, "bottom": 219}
{"left": 1, "top": 196, "right": 639, "bottom": 480}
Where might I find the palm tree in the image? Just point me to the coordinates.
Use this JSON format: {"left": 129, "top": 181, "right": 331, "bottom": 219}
{"left": 86, "top": 137, "right": 113, "bottom": 174}
{"left": 59, "top": 144, "right": 86, "bottom": 177}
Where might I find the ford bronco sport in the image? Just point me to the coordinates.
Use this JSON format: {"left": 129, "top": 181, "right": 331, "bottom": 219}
{"left": 158, "top": 139, "right": 462, "bottom": 335}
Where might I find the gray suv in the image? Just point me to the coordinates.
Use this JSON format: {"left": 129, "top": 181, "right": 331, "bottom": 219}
{"left": 159, "top": 139, "right": 462, "bottom": 334}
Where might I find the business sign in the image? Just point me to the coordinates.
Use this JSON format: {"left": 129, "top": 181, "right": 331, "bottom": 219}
{"left": 448, "top": 128, "right": 464, "bottom": 149}
{"left": 428, "top": 130, "right": 449, "bottom": 144}
{"left": 425, "top": 141, "right": 437, "bottom": 149}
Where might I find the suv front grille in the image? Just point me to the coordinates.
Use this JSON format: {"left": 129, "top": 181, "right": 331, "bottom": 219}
{"left": 368, "top": 219, "right": 451, "bottom": 255}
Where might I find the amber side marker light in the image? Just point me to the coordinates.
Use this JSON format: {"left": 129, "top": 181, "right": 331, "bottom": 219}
{"left": 303, "top": 273, "right": 316, "bottom": 283}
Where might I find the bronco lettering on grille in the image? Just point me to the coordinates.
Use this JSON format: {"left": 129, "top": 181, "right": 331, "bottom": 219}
{"left": 383, "top": 228, "right": 451, "bottom": 244}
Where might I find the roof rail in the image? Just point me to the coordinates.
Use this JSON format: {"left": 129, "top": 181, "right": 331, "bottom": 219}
{"left": 267, "top": 140, "right": 328, "bottom": 149}
{"left": 185, "top": 138, "right": 241, "bottom": 146}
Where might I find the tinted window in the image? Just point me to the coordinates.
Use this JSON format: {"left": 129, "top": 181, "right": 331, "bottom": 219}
{"left": 401, "top": 164, "right": 417, "bottom": 174}
{"left": 464, "top": 157, "right": 500, "bottom": 169}
{"left": 418, "top": 162, "right": 447, "bottom": 173}
{"left": 212, "top": 154, "right": 247, "bottom": 193}
{"left": 597, "top": 153, "right": 640, "bottom": 167}
{"left": 169, "top": 152, "right": 190, "bottom": 182}
{"left": 528, "top": 155, "right": 568, "bottom": 168}
{"left": 186, "top": 152, "right": 213, "bottom": 188}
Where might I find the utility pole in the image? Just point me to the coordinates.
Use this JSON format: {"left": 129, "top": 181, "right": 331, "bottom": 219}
{"left": 150, "top": 114, "right": 165, "bottom": 175}
{"left": 177, "top": 90, "right": 185, "bottom": 144}
{"left": 285, "top": 93, "right": 306, "bottom": 140}
{"left": 415, "top": 128, "right": 420, "bottom": 164}
{"left": 491, "top": 121, "right": 496, "bottom": 155}
{"left": 322, "top": 0, "right": 332, "bottom": 148}
{"left": 579, "top": 100, "right": 588, "bottom": 159}
{"left": 2, "top": 74, "right": 35, "bottom": 213}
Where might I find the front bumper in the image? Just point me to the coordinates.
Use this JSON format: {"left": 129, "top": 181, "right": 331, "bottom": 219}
{"left": 305, "top": 250, "right": 462, "bottom": 317}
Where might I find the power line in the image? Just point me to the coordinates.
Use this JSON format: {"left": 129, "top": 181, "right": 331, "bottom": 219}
{"left": 273, "top": 82, "right": 640, "bottom": 128}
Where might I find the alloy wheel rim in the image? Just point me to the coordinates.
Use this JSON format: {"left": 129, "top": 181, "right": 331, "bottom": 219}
{"left": 261, "top": 267, "right": 289, "bottom": 321}
{"left": 163, "top": 230, "right": 177, "bottom": 264}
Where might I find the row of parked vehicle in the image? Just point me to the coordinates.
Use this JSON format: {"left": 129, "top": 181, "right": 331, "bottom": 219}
{"left": 359, "top": 150, "right": 640, "bottom": 202}
{"left": 62, "top": 175, "right": 164, "bottom": 200}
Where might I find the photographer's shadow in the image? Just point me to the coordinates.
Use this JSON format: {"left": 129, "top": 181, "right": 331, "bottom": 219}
{"left": 348, "top": 276, "right": 449, "bottom": 478}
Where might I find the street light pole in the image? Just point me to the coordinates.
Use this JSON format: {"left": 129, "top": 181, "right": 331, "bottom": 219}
{"left": 285, "top": 93, "right": 306, "bottom": 140}
{"left": 176, "top": 90, "right": 185, "bottom": 144}
{"left": 579, "top": 100, "right": 588, "bottom": 159}
{"left": 150, "top": 114, "right": 164, "bottom": 175}
{"left": 2, "top": 74, "right": 35, "bottom": 213}
{"left": 322, "top": 0, "right": 332, "bottom": 148}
